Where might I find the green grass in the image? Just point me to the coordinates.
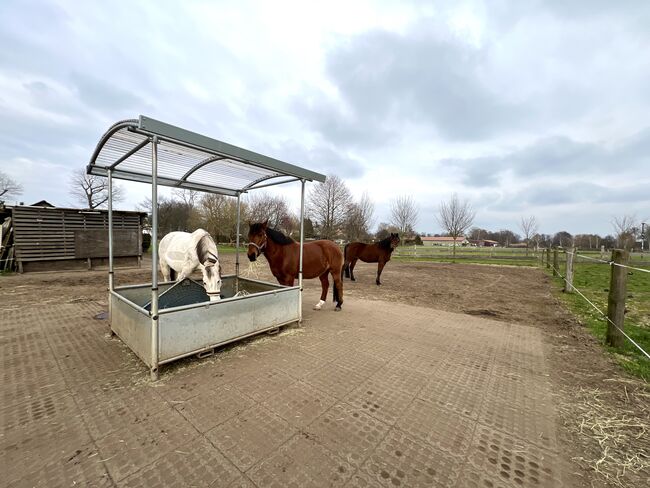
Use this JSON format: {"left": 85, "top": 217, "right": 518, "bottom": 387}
{"left": 392, "top": 255, "right": 538, "bottom": 267}
{"left": 392, "top": 245, "right": 542, "bottom": 266}
{"left": 547, "top": 260, "right": 650, "bottom": 381}
{"left": 216, "top": 245, "right": 246, "bottom": 254}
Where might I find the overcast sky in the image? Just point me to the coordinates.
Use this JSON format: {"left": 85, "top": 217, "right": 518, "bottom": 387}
{"left": 1, "top": 0, "right": 649, "bottom": 236}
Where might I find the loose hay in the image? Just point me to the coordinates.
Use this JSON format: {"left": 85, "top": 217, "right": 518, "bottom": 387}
{"left": 561, "top": 386, "right": 650, "bottom": 486}
{"left": 240, "top": 257, "right": 266, "bottom": 279}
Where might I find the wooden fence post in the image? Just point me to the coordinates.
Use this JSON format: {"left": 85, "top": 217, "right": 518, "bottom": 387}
{"left": 606, "top": 249, "right": 629, "bottom": 348}
{"left": 546, "top": 248, "right": 551, "bottom": 269}
{"left": 553, "top": 248, "right": 559, "bottom": 276}
{"left": 564, "top": 247, "right": 574, "bottom": 293}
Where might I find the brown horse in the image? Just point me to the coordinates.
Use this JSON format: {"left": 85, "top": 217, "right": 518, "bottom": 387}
{"left": 344, "top": 233, "right": 400, "bottom": 285}
{"left": 247, "top": 222, "right": 344, "bottom": 311}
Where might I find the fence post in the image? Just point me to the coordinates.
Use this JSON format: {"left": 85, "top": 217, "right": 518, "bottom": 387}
{"left": 606, "top": 249, "right": 629, "bottom": 348}
{"left": 553, "top": 247, "right": 559, "bottom": 276}
{"left": 546, "top": 248, "right": 551, "bottom": 269}
{"left": 564, "top": 247, "right": 574, "bottom": 293}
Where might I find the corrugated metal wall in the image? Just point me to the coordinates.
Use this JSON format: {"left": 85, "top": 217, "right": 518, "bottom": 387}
{"left": 12, "top": 206, "right": 143, "bottom": 262}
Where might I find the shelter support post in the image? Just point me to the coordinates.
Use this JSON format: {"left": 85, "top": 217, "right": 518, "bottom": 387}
{"left": 298, "top": 179, "right": 305, "bottom": 323}
{"left": 236, "top": 192, "right": 241, "bottom": 286}
{"left": 150, "top": 136, "right": 160, "bottom": 380}
{"left": 107, "top": 169, "right": 115, "bottom": 336}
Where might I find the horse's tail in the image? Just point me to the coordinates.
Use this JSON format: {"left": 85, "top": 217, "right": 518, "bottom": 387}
{"left": 343, "top": 243, "right": 350, "bottom": 278}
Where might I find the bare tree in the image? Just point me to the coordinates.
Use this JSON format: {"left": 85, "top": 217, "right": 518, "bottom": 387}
{"left": 199, "top": 194, "right": 242, "bottom": 243}
{"left": 0, "top": 170, "right": 23, "bottom": 202}
{"left": 139, "top": 196, "right": 197, "bottom": 235}
{"left": 519, "top": 215, "right": 539, "bottom": 255}
{"left": 171, "top": 189, "right": 202, "bottom": 229}
{"left": 390, "top": 195, "right": 419, "bottom": 237}
{"left": 69, "top": 168, "right": 124, "bottom": 209}
{"left": 307, "top": 174, "right": 352, "bottom": 239}
{"left": 245, "top": 192, "right": 291, "bottom": 229}
{"left": 345, "top": 192, "right": 375, "bottom": 242}
{"left": 172, "top": 189, "right": 201, "bottom": 208}
{"left": 436, "top": 194, "right": 476, "bottom": 259}
{"left": 375, "top": 222, "right": 400, "bottom": 241}
{"left": 612, "top": 214, "right": 637, "bottom": 249}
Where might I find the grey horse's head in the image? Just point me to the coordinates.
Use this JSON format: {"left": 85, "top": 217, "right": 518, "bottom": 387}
{"left": 197, "top": 233, "right": 222, "bottom": 301}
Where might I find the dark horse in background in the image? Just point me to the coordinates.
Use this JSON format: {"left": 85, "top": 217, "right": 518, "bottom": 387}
{"left": 344, "top": 233, "right": 400, "bottom": 285}
{"left": 247, "top": 222, "right": 344, "bottom": 311}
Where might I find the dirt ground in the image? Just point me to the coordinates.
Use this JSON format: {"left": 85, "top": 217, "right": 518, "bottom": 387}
{"left": 1, "top": 255, "right": 648, "bottom": 486}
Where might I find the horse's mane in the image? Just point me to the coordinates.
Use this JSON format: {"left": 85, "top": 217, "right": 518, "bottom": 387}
{"left": 376, "top": 236, "right": 394, "bottom": 251}
{"left": 266, "top": 227, "right": 295, "bottom": 245}
{"left": 196, "top": 233, "right": 217, "bottom": 263}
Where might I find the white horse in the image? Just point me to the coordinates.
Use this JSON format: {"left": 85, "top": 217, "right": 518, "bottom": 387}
{"left": 158, "top": 229, "right": 222, "bottom": 301}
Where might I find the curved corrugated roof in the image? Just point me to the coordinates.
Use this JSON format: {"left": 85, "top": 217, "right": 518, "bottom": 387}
{"left": 87, "top": 116, "right": 325, "bottom": 196}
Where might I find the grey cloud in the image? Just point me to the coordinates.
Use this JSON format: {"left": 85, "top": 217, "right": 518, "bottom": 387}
{"left": 542, "top": 0, "right": 650, "bottom": 20}
{"left": 298, "top": 26, "right": 526, "bottom": 147}
{"left": 72, "top": 73, "right": 146, "bottom": 111}
{"left": 453, "top": 130, "right": 650, "bottom": 188}
{"left": 488, "top": 181, "right": 650, "bottom": 212}
{"left": 292, "top": 95, "right": 395, "bottom": 148}
{"left": 270, "top": 140, "right": 365, "bottom": 179}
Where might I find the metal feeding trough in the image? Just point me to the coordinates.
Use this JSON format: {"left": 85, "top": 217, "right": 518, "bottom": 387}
{"left": 143, "top": 278, "right": 210, "bottom": 311}
{"left": 111, "top": 275, "right": 299, "bottom": 369}
{"left": 87, "top": 116, "right": 325, "bottom": 379}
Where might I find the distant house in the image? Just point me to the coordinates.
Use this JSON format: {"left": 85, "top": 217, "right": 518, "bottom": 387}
{"left": 421, "top": 236, "right": 469, "bottom": 247}
{"left": 468, "top": 239, "right": 499, "bottom": 247}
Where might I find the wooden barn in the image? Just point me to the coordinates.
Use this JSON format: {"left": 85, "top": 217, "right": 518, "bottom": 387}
{"left": 1, "top": 203, "right": 145, "bottom": 273}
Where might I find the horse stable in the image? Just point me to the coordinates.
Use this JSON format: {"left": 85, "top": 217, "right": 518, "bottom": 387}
{"left": 1, "top": 202, "right": 145, "bottom": 273}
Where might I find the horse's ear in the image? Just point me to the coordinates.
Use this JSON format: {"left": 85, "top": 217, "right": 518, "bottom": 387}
{"left": 262, "top": 220, "right": 268, "bottom": 229}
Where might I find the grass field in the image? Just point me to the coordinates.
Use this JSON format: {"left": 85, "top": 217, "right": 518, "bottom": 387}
{"left": 547, "top": 257, "right": 650, "bottom": 381}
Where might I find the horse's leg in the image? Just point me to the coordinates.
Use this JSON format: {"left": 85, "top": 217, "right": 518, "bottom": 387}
{"left": 349, "top": 258, "right": 358, "bottom": 281}
{"left": 314, "top": 274, "right": 329, "bottom": 310}
{"left": 332, "top": 269, "right": 343, "bottom": 311}
{"left": 160, "top": 261, "right": 172, "bottom": 282}
{"left": 376, "top": 260, "right": 386, "bottom": 286}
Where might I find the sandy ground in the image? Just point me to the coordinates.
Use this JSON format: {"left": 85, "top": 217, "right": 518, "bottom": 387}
{"left": 1, "top": 254, "right": 648, "bottom": 486}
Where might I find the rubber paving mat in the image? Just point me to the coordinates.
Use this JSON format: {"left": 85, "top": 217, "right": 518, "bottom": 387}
{"left": 0, "top": 297, "right": 572, "bottom": 487}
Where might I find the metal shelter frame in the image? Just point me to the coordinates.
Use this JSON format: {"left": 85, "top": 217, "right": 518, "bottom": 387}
{"left": 88, "top": 116, "right": 326, "bottom": 379}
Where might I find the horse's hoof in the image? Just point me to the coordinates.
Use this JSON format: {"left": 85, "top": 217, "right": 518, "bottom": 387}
{"left": 335, "top": 306, "right": 342, "bottom": 312}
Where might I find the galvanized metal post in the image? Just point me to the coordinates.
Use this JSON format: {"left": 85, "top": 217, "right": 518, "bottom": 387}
{"left": 107, "top": 169, "right": 114, "bottom": 335}
{"left": 298, "top": 179, "right": 305, "bottom": 323}
{"left": 150, "top": 136, "right": 160, "bottom": 381}
{"left": 236, "top": 192, "right": 241, "bottom": 283}
{"left": 108, "top": 169, "right": 114, "bottom": 290}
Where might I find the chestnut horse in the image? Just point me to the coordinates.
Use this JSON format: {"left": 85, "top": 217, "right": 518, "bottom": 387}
{"left": 344, "top": 233, "right": 400, "bottom": 285}
{"left": 247, "top": 222, "right": 344, "bottom": 311}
